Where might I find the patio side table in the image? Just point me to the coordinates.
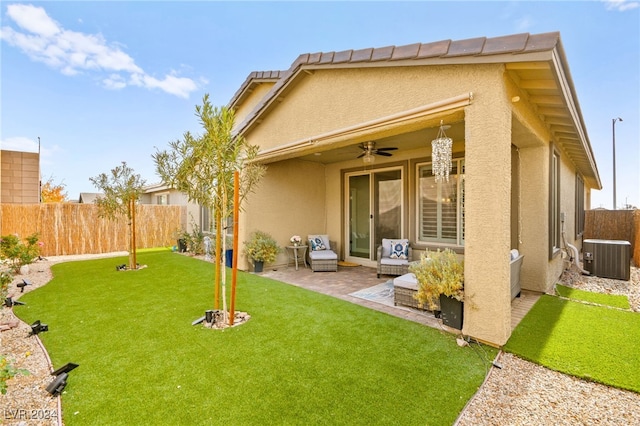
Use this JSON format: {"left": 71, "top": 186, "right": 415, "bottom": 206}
{"left": 286, "top": 245, "right": 308, "bottom": 270}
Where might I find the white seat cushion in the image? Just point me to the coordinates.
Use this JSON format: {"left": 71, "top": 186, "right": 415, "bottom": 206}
{"left": 309, "top": 250, "right": 337, "bottom": 260}
{"left": 393, "top": 273, "right": 418, "bottom": 291}
{"left": 380, "top": 258, "right": 409, "bottom": 266}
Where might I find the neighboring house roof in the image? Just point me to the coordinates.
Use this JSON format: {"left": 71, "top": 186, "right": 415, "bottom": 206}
{"left": 230, "top": 31, "right": 601, "bottom": 189}
{"left": 78, "top": 192, "right": 103, "bottom": 203}
{"left": 143, "top": 182, "right": 172, "bottom": 193}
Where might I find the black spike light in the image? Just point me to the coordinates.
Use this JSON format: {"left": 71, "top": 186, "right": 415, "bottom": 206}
{"left": 29, "top": 320, "right": 49, "bottom": 336}
{"left": 46, "top": 363, "right": 79, "bottom": 396}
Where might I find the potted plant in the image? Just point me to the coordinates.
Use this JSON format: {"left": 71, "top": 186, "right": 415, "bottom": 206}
{"left": 243, "top": 231, "right": 281, "bottom": 273}
{"left": 409, "top": 248, "right": 464, "bottom": 329}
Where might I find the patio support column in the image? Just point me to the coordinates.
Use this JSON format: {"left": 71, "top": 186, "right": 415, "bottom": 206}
{"left": 462, "top": 88, "right": 512, "bottom": 346}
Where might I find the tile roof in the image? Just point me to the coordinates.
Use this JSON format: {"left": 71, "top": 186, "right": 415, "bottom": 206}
{"left": 230, "top": 32, "right": 560, "bottom": 128}
{"left": 227, "top": 31, "right": 600, "bottom": 188}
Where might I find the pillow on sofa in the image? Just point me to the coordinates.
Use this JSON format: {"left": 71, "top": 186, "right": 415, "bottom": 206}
{"left": 389, "top": 240, "right": 409, "bottom": 260}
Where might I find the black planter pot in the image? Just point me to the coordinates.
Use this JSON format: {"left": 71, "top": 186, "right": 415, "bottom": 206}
{"left": 439, "top": 294, "right": 463, "bottom": 330}
{"left": 177, "top": 239, "right": 187, "bottom": 253}
{"left": 254, "top": 260, "right": 264, "bottom": 273}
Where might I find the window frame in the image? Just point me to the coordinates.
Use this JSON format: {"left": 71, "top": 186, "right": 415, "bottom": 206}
{"left": 415, "top": 157, "right": 465, "bottom": 248}
{"left": 575, "top": 173, "right": 585, "bottom": 239}
{"left": 156, "top": 192, "right": 170, "bottom": 205}
{"left": 549, "top": 145, "right": 561, "bottom": 259}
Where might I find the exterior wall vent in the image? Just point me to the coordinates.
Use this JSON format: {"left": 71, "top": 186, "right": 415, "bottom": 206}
{"left": 583, "top": 239, "right": 631, "bottom": 281}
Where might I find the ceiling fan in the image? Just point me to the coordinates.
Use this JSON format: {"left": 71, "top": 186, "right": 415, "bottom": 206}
{"left": 356, "top": 141, "right": 398, "bottom": 160}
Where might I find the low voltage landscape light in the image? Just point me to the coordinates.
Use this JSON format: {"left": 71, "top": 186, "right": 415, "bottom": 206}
{"left": 4, "top": 297, "right": 26, "bottom": 307}
{"left": 192, "top": 309, "right": 220, "bottom": 326}
{"left": 46, "top": 363, "right": 79, "bottom": 396}
{"left": 29, "top": 320, "right": 49, "bottom": 336}
{"left": 17, "top": 279, "right": 32, "bottom": 293}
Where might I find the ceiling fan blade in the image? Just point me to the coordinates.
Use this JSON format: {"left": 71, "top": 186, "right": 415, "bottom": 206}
{"left": 376, "top": 151, "right": 393, "bottom": 157}
{"left": 376, "top": 147, "right": 398, "bottom": 151}
{"left": 356, "top": 152, "right": 366, "bottom": 158}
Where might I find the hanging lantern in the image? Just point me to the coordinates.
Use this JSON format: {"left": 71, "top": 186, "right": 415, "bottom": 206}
{"left": 431, "top": 120, "right": 452, "bottom": 182}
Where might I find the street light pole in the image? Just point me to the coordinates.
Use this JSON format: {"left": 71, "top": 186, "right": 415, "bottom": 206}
{"left": 612, "top": 117, "right": 622, "bottom": 210}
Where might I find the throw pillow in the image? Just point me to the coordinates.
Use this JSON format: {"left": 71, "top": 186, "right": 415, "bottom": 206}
{"left": 310, "top": 237, "right": 326, "bottom": 251}
{"left": 390, "top": 241, "right": 408, "bottom": 260}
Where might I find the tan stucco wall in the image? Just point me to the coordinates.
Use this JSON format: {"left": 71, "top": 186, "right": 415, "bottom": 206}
{"left": 245, "top": 66, "right": 479, "bottom": 152}
{"left": 234, "top": 83, "right": 276, "bottom": 128}
{"left": 517, "top": 141, "right": 584, "bottom": 294}
{"left": 238, "top": 62, "right": 593, "bottom": 346}
{"left": 239, "top": 159, "right": 327, "bottom": 270}
{"left": 518, "top": 145, "right": 549, "bottom": 293}
{"left": 461, "top": 74, "right": 513, "bottom": 346}
{"left": 1, "top": 150, "right": 40, "bottom": 204}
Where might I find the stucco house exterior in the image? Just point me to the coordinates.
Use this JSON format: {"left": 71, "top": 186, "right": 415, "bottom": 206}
{"left": 228, "top": 31, "right": 600, "bottom": 346}
{"left": 141, "top": 182, "right": 207, "bottom": 234}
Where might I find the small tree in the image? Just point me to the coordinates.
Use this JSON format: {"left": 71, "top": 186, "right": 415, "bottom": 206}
{"left": 89, "top": 162, "right": 146, "bottom": 270}
{"left": 41, "top": 175, "right": 68, "bottom": 203}
{"left": 0, "top": 233, "right": 42, "bottom": 274}
{"left": 153, "top": 93, "right": 265, "bottom": 322}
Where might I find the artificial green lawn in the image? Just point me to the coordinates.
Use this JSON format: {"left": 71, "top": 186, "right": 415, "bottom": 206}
{"left": 504, "top": 294, "right": 640, "bottom": 393}
{"left": 555, "top": 284, "right": 631, "bottom": 309}
{"left": 15, "top": 250, "right": 496, "bottom": 425}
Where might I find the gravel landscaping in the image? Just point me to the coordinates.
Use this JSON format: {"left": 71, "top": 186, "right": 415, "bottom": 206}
{"left": 1, "top": 254, "right": 638, "bottom": 425}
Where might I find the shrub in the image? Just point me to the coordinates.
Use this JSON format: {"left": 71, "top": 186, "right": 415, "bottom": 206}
{"left": 0, "top": 233, "right": 42, "bottom": 274}
{"left": 0, "top": 355, "right": 29, "bottom": 395}
{"left": 0, "top": 270, "right": 12, "bottom": 301}
{"left": 243, "top": 231, "right": 281, "bottom": 263}
{"left": 175, "top": 225, "right": 207, "bottom": 255}
{"left": 409, "top": 249, "right": 464, "bottom": 310}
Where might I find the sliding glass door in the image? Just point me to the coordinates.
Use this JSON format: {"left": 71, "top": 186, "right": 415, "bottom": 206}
{"left": 346, "top": 168, "right": 403, "bottom": 264}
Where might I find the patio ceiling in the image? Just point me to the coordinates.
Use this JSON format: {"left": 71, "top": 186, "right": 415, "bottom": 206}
{"left": 296, "top": 120, "right": 466, "bottom": 164}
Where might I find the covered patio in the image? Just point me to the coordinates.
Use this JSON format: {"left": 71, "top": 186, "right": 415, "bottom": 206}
{"left": 260, "top": 264, "right": 540, "bottom": 338}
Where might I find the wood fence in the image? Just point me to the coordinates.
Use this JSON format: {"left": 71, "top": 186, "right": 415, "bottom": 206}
{"left": 584, "top": 209, "right": 639, "bottom": 266}
{"left": 1, "top": 204, "right": 185, "bottom": 257}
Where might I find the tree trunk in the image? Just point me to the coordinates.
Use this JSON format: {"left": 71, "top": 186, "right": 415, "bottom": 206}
{"left": 230, "top": 171, "right": 239, "bottom": 325}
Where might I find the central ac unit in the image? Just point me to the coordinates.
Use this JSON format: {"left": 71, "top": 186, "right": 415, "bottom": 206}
{"left": 583, "top": 239, "right": 631, "bottom": 281}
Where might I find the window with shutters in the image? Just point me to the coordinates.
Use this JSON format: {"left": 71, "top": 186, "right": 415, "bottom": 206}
{"left": 417, "top": 159, "right": 465, "bottom": 246}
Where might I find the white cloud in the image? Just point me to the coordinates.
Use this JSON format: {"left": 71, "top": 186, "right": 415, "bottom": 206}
{"left": 130, "top": 72, "right": 199, "bottom": 99}
{"left": 603, "top": 0, "right": 639, "bottom": 11}
{"left": 515, "top": 16, "right": 534, "bottom": 32}
{"left": 0, "top": 4, "right": 199, "bottom": 98}
{"left": 103, "top": 74, "right": 127, "bottom": 90}
{"left": 0, "top": 137, "right": 61, "bottom": 165}
{"left": 0, "top": 136, "right": 39, "bottom": 152}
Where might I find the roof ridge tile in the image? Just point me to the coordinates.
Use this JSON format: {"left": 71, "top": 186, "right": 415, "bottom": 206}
{"left": 371, "top": 45, "right": 394, "bottom": 62}
{"left": 390, "top": 43, "right": 422, "bottom": 61}
{"left": 318, "top": 51, "right": 336, "bottom": 64}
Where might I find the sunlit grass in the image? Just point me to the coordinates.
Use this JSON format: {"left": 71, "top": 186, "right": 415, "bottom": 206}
{"left": 16, "top": 250, "right": 496, "bottom": 425}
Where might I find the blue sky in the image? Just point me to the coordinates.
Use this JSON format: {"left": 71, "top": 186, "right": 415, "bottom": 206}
{"left": 1, "top": 1, "right": 638, "bottom": 208}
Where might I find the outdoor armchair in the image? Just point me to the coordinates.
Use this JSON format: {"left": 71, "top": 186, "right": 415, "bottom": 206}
{"left": 307, "top": 234, "right": 338, "bottom": 272}
{"left": 377, "top": 238, "right": 412, "bottom": 278}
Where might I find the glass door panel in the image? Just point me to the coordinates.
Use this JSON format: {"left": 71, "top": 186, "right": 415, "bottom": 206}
{"left": 373, "top": 170, "right": 402, "bottom": 260}
{"left": 348, "top": 175, "right": 370, "bottom": 259}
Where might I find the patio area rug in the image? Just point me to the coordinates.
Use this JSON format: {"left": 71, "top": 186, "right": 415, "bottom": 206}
{"left": 349, "top": 280, "right": 395, "bottom": 307}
